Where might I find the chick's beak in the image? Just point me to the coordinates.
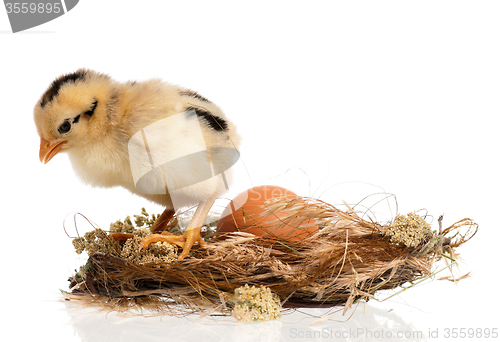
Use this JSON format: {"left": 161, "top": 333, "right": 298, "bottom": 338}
{"left": 39, "top": 137, "right": 65, "bottom": 164}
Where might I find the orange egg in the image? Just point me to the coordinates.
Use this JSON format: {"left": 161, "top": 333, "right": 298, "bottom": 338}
{"left": 216, "top": 185, "right": 318, "bottom": 241}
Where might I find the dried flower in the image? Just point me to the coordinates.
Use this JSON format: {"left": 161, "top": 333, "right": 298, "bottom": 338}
{"left": 120, "top": 229, "right": 177, "bottom": 265}
{"left": 73, "top": 208, "right": 177, "bottom": 265}
{"left": 384, "top": 212, "right": 432, "bottom": 248}
{"left": 232, "top": 285, "right": 282, "bottom": 322}
{"left": 110, "top": 208, "right": 158, "bottom": 233}
{"left": 72, "top": 228, "right": 121, "bottom": 255}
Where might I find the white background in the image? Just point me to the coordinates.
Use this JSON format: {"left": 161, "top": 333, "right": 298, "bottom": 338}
{"left": 1, "top": 1, "right": 499, "bottom": 341}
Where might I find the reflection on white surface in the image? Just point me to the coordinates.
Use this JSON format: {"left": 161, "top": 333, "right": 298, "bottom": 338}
{"left": 63, "top": 299, "right": 427, "bottom": 342}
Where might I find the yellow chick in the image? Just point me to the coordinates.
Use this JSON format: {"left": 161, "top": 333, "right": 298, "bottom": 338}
{"left": 34, "top": 69, "right": 241, "bottom": 260}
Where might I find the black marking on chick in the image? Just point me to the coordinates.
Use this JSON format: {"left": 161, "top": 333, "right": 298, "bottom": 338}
{"left": 85, "top": 99, "right": 98, "bottom": 117}
{"left": 72, "top": 115, "right": 81, "bottom": 124}
{"left": 186, "top": 106, "right": 228, "bottom": 132}
{"left": 40, "top": 70, "right": 87, "bottom": 108}
{"left": 180, "top": 89, "right": 211, "bottom": 103}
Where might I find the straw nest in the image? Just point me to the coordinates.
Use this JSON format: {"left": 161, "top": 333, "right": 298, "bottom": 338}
{"left": 65, "top": 197, "right": 477, "bottom": 320}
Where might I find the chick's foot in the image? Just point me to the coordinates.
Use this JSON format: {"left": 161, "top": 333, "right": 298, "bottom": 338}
{"left": 140, "top": 227, "right": 205, "bottom": 261}
{"left": 141, "top": 194, "right": 216, "bottom": 261}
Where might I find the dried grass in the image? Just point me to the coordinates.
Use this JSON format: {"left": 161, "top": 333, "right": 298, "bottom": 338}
{"left": 65, "top": 197, "right": 477, "bottom": 318}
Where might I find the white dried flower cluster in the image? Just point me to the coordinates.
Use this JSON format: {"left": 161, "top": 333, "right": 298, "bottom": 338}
{"left": 72, "top": 228, "right": 121, "bottom": 255}
{"left": 110, "top": 208, "right": 158, "bottom": 233}
{"left": 232, "top": 285, "right": 282, "bottom": 322}
{"left": 120, "top": 229, "right": 178, "bottom": 265}
{"left": 73, "top": 207, "right": 178, "bottom": 266}
{"left": 384, "top": 212, "right": 432, "bottom": 248}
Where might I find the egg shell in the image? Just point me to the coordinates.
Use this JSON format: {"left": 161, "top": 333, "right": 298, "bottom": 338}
{"left": 216, "top": 185, "right": 318, "bottom": 241}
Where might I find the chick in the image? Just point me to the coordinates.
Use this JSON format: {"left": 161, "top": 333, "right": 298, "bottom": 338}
{"left": 34, "top": 69, "right": 241, "bottom": 260}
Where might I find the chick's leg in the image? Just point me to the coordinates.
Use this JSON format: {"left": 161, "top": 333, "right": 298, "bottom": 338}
{"left": 150, "top": 208, "right": 176, "bottom": 233}
{"left": 140, "top": 192, "right": 217, "bottom": 261}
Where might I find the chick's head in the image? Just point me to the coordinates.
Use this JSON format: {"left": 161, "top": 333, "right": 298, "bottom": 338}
{"left": 34, "top": 69, "right": 118, "bottom": 163}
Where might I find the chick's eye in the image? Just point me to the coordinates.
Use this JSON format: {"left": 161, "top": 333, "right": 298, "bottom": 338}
{"left": 58, "top": 121, "right": 71, "bottom": 134}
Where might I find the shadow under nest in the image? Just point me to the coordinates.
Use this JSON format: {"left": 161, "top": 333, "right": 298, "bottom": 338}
{"left": 66, "top": 197, "right": 477, "bottom": 317}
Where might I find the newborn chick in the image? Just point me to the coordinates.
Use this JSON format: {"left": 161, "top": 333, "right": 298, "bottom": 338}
{"left": 34, "top": 69, "right": 241, "bottom": 260}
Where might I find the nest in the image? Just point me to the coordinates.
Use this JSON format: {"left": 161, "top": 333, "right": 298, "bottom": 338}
{"left": 65, "top": 197, "right": 477, "bottom": 320}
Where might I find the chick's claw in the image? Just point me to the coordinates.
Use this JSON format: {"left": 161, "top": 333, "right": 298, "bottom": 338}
{"left": 140, "top": 227, "right": 205, "bottom": 261}
{"left": 140, "top": 233, "right": 186, "bottom": 250}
